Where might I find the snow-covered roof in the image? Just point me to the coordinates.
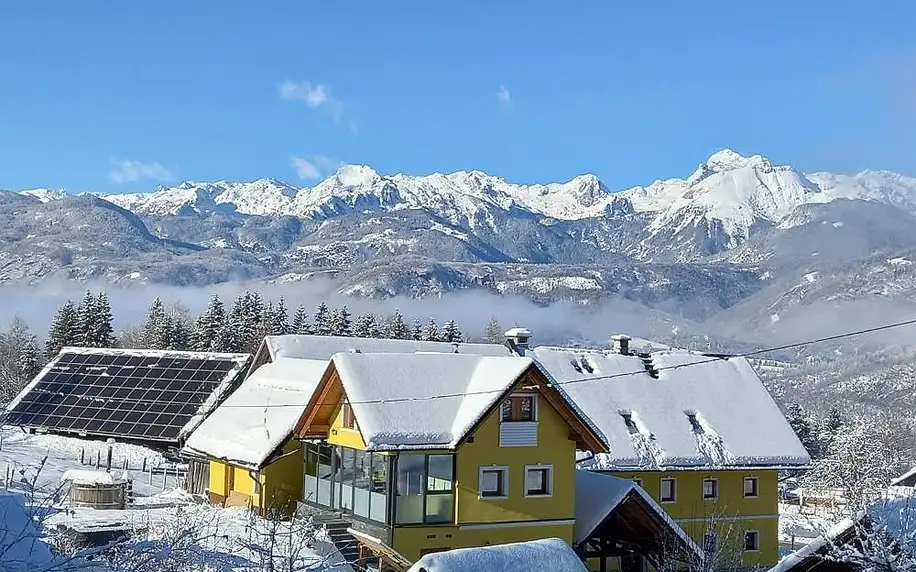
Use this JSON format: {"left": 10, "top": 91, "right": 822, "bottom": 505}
{"left": 61, "top": 469, "right": 123, "bottom": 486}
{"left": 574, "top": 470, "right": 699, "bottom": 556}
{"left": 328, "top": 352, "right": 535, "bottom": 451}
{"left": 533, "top": 347, "right": 810, "bottom": 469}
{"left": 406, "top": 538, "right": 587, "bottom": 572}
{"left": 261, "top": 334, "right": 516, "bottom": 361}
{"left": 182, "top": 357, "right": 328, "bottom": 468}
{"left": 3, "top": 346, "right": 251, "bottom": 446}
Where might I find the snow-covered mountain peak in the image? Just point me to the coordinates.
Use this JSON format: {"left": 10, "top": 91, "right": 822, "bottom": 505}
{"left": 19, "top": 188, "right": 68, "bottom": 203}
{"left": 705, "top": 149, "right": 755, "bottom": 170}
{"left": 332, "top": 165, "right": 381, "bottom": 188}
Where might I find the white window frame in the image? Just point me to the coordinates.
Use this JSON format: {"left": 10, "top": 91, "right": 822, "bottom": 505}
{"left": 744, "top": 476, "right": 759, "bottom": 498}
{"left": 478, "top": 466, "right": 509, "bottom": 500}
{"left": 743, "top": 530, "right": 760, "bottom": 552}
{"left": 702, "top": 478, "right": 718, "bottom": 500}
{"left": 660, "top": 477, "right": 676, "bottom": 503}
{"left": 524, "top": 465, "right": 553, "bottom": 498}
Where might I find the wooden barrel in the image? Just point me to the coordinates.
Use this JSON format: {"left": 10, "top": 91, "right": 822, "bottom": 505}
{"left": 69, "top": 481, "right": 127, "bottom": 510}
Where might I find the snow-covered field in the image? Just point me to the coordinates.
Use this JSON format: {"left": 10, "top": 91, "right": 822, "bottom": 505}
{"left": 0, "top": 427, "right": 350, "bottom": 572}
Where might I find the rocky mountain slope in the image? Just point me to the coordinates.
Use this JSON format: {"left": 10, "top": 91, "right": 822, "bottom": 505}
{"left": 5, "top": 149, "right": 916, "bottom": 349}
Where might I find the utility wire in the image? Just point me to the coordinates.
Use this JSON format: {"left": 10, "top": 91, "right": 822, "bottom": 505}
{"left": 214, "top": 316, "right": 916, "bottom": 409}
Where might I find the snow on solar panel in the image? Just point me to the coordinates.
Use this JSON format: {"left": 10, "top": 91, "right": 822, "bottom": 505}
{"left": 3, "top": 347, "right": 251, "bottom": 445}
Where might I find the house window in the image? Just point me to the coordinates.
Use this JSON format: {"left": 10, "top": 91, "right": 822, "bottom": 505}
{"left": 524, "top": 466, "right": 553, "bottom": 497}
{"left": 342, "top": 402, "right": 356, "bottom": 429}
{"left": 702, "top": 478, "right": 718, "bottom": 500}
{"left": 744, "top": 530, "right": 759, "bottom": 552}
{"left": 501, "top": 395, "right": 535, "bottom": 422}
{"left": 479, "top": 467, "right": 508, "bottom": 498}
{"left": 660, "top": 478, "right": 676, "bottom": 502}
{"left": 744, "top": 476, "right": 759, "bottom": 498}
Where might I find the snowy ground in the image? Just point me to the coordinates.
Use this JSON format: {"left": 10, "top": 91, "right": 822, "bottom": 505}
{"left": 0, "top": 426, "right": 351, "bottom": 572}
{"left": 779, "top": 503, "right": 833, "bottom": 551}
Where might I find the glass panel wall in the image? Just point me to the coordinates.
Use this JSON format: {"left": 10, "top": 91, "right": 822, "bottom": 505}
{"left": 369, "top": 453, "right": 388, "bottom": 522}
{"left": 395, "top": 454, "right": 426, "bottom": 524}
{"left": 303, "top": 442, "right": 390, "bottom": 525}
{"left": 394, "top": 453, "right": 455, "bottom": 525}
{"left": 424, "top": 455, "right": 454, "bottom": 523}
{"left": 317, "top": 444, "right": 334, "bottom": 507}
{"left": 353, "top": 450, "right": 372, "bottom": 518}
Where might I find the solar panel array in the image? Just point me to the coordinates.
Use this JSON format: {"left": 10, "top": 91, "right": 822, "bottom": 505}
{"left": 4, "top": 349, "right": 250, "bottom": 444}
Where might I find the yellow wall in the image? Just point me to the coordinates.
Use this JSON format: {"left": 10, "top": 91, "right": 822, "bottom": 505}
{"left": 327, "top": 402, "right": 368, "bottom": 450}
{"left": 454, "top": 394, "right": 578, "bottom": 525}
{"left": 392, "top": 522, "right": 573, "bottom": 563}
{"left": 382, "top": 392, "right": 581, "bottom": 559}
{"left": 607, "top": 469, "right": 780, "bottom": 568}
{"left": 205, "top": 438, "right": 304, "bottom": 516}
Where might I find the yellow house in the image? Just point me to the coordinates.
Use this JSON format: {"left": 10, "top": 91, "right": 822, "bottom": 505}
{"left": 294, "top": 351, "right": 702, "bottom": 572}
{"left": 181, "top": 356, "right": 329, "bottom": 515}
{"left": 529, "top": 333, "right": 812, "bottom": 571}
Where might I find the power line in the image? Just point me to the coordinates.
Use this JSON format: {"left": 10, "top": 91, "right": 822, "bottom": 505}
{"left": 215, "top": 315, "right": 916, "bottom": 409}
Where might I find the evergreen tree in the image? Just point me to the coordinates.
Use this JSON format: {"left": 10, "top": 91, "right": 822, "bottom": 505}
{"left": 291, "top": 306, "right": 311, "bottom": 335}
{"left": 313, "top": 302, "right": 332, "bottom": 336}
{"left": 143, "top": 298, "right": 170, "bottom": 349}
{"left": 0, "top": 317, "right": 41, "bottom": 401}
{"left": 263, "top": 298, "right": 290, "bottom": 336}
{"left": 786, "top": 402, "right": 821, "bottom": 459}
{"left": 441, "top": 319, "right": 463, "bottom": 343}
{"left": 46, "top": 300, "right": 78, "bottom": 358}
{"left": 386, "top": 309, "right": 410, "bottom": 340}
{"left": 168, "top": 315, "right": 191, "bottom": 351}
{"left": 78, "top": 291, "right": 115, "bottom": 348}
{"left": 353, "top": 313, "right": 382, "bottom": 338}
{"left": 411, "top": 318, "right": 423, "bottom": 341}
{"left": 819, "top": 407, "right": 845, "bottom": 454}
{"left": 424, "top": 317, "right": 439, "bottom": 341}
{"left": 220, "top": 294, "right": 252, "bottom": 353}
{"left": 191, "top": 294, "right": 226, "bottom": 352}
{"left": 484, "top": 316, "right": 503, "bottom": 344}
{"left": 329, "top": 306, "right": 352, "bottom": 337}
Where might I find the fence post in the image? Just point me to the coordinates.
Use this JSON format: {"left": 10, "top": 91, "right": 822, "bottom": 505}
{"left": 96, "top": 451, "right": 101, "bottom": 469}
{"left": 106, "top": 447, "right": 112, "bottom": 471}
{"left": 122, "top": 458, "right": 128, "bottom": 471}
{"left": 142, "top": 458, "right": 147, "bottom": 473}
{"left": 80, "top": 448, "right": 85, "bottom": 465}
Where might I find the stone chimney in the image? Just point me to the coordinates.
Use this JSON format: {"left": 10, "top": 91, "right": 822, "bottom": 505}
{"left": 610, "top": 334, "right": 631, "bottom": 355}
{"left": 504, "top": 327, "right": 532, "bottom": 356}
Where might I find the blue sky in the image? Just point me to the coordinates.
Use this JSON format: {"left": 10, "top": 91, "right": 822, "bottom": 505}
{"left": 1, "top": 2, "right": 915, "bottom": 193}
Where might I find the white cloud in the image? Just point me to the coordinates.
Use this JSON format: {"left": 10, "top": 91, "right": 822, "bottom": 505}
{"left": 290, "top": 155, "right": 342, "bottom": 181}
{"left": 278, "top": 80, "right": 345, "bottom": 122}
{"left": 108, "top": 160, "right": 174, "bottom": 184}
{"left": 497, "top": 85, "right": 511, "bottom": 108}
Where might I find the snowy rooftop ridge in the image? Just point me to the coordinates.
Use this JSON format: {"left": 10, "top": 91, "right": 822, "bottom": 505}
{"left": 182, "top": 357, "right": 329, "bottom": 468}
{"left": 329, "top": 352, "right": 538, "bottom": 450}
{"left": 261, "top": 334, "right": 516, "bottom": 361}
{"left": 534, "top": 345, "right": 810, "bottom": 469}
{"left": 406, "top": 537, "right": 588, "bottom": 572}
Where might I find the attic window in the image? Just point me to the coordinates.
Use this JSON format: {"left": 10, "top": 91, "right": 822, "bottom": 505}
{"left": 685, "top": 412, "right": 704, "bottom": 434}
{"left": 501, "top": 395, "right": 535, "bottom": 423}
{"left": 620, "top": 412, "right": 639, "bottom": 435}
{"left": 569, "top": 359, "right": 582, "bottom": 373}
{"left": 579, "top": 357, "right": 594, "bottom": 374}
{"left": 342, "top": 402, "right": 356, "bottom": 430}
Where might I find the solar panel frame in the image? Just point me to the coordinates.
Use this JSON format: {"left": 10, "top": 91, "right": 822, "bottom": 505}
{"left": 3, "top": 347, "right": 250, "bottom": 446}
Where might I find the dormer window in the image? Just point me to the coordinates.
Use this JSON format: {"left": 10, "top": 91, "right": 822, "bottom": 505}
{"left": 501, "top": 394, "right": 535, "bottom": 422}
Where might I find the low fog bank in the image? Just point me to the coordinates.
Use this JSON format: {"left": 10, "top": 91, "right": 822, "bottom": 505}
{"left": 0, "top": 277, "right": 692, "bottom": 347}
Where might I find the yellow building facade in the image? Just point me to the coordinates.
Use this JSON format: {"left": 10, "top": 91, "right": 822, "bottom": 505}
{"left": 295, "top": 352, "right": 607, "bottom": 566}
{"left": 609, "top": 469, "right": 779, "bottom": 569}
{"left": 206, "top": 440, "right": 304, "bottom": 515}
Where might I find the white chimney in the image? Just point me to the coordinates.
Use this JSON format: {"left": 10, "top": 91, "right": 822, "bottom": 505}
{"left": 610, "top": 334, "right": 631, "bottom": 355}
{"left": 504, "top": 327, "right": 532, "bottom": 356}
